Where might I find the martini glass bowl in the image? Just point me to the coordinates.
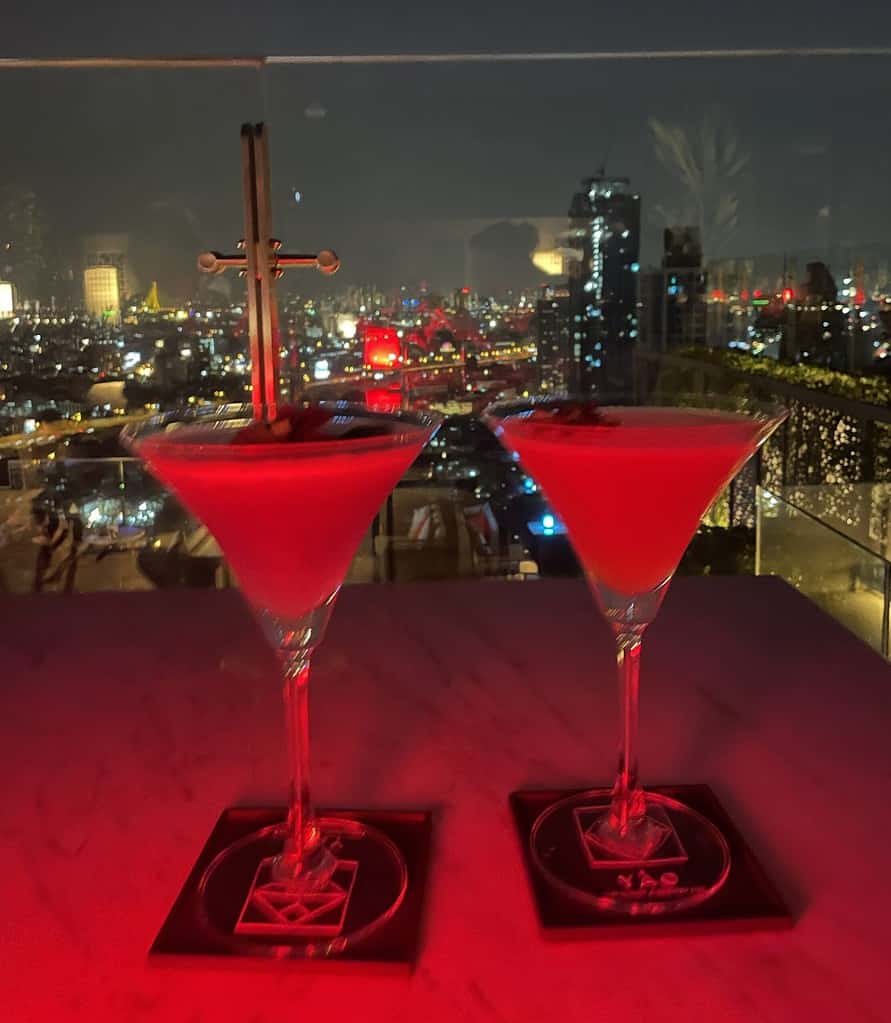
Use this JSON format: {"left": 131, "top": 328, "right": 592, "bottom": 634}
{"left": 123, "top": 401, "right": 440, "bottom": 955}
{"left": 484, "top": 392, "right": 787, "bottom": 914}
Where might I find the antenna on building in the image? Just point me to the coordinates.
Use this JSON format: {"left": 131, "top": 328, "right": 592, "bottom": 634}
{"left": 597, "top": 120, "right": 617, "bottom": 177}
{"left": 597, "top": 135, "right": 617, "bottom": 179}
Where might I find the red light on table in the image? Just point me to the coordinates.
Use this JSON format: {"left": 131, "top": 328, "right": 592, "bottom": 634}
{"left": 782, "top": 287, "right": 795, "bottom": 303}
{"left": 363, "top": 326, "right": 402, "bottom": 369}
{"left": 711, "top": 289, "right": 724, "bottom": 301}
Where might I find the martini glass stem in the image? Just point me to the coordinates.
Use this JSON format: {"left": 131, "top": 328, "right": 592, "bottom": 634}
{"left": 610, "top": 630, "right": 647, "bottom": 833}
{"left": 278, "top": 651, "right": 322, "bottom": 879}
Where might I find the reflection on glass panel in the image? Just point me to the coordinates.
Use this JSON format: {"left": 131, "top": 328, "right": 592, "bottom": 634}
{"left": 757, "top": 486, "right": 889, "bottom": 656}
{"left": 265, "top": 56, "right": 891, "bottom": 394}
{"left": 774, "top": 483, "right": 891, "bottom": 559}
{"left": 4, "top": 56, "right": 891, "bottom": 600}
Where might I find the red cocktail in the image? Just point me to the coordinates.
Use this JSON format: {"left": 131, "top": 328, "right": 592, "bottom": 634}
{"left": 498, "top": 406, "right": 769, "bottom": 595}
{"left": 138, "top": 415, "right": 428, "bottom": 621}
{"left": 125, "top": 402, "right": 439, "bottom": 956}
{"left": 486, "top": 395, "right": 787, "bottom": 914}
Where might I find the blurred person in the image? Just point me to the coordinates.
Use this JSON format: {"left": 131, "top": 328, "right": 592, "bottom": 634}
{"left": 31, "top": 500, "right": 65, "bottom": 593}
{"left": 46, "top": 502, "right": 85, "bottom": 594}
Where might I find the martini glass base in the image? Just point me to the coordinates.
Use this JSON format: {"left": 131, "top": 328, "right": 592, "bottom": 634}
{"left": 150, "top": 807, "right": 432, "bottom": 968}
{"left": 532, "top": 789, "right": 729, "bottom": 914}
{"left": 511, "top": 785, "right": 792, "bottom": 936}
{"left": 583, "top": 802, "right": 682, "bottom": 864}
{"left": 206, "top": 818, "right": 407, "bottom": 953}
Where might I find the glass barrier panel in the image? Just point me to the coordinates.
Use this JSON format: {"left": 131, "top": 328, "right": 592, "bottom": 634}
{"left": 2, "top": 56, "right": 891, "bottom": 601}
{"left": 757, "top": 486, "right": 888, "bottom": 655}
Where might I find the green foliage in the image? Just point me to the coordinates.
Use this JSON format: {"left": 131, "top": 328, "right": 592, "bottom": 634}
{"left": 679, "top": 348, "right": 891, "bottom": 408}
{"left": 679, "top": 525, "right": 754, "bottom": 576}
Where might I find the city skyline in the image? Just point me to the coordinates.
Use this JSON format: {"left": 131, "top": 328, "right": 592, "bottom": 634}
{"left": 4, "top": 17, "right": 891, "bottom": 1006}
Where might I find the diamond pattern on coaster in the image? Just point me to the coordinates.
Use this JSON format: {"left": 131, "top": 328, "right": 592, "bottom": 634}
{"left": 574, "top": 801, "right": 689, "bottom": 870}
{"left": 235, "top": 857, "right": 359, "bottom": 938}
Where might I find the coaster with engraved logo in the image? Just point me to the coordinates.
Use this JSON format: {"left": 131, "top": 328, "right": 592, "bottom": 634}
{"left": 510, "top": 785, "right": 792, "bottom": 937}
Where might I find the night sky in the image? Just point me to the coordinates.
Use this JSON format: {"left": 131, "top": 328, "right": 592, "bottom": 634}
{"left": 4, "top": 2, "right": 891, "bottom": 299}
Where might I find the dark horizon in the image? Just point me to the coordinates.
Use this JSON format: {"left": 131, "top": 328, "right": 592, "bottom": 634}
{"left": 5, "top": 2, "right": 891, "bottom": 301}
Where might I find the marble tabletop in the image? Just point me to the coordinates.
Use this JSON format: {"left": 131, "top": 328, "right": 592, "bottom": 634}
{"left": 2, "top": 577, "right": 890, "bottom": 1022}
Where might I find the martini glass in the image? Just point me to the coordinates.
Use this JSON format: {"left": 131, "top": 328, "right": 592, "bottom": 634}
{"left": 123, "top": 401, "right": 439, "bottom": 955}
{"left": 484, "top": 393, "right": 787, "bottom": 914}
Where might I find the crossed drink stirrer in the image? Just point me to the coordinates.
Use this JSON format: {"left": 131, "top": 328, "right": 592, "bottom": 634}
{"left": 198, "top": 122, "right": 340, "bottom": 422}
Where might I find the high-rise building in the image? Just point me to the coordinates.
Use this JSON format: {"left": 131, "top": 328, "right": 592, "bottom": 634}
{"left": 639, "top": 227, "right": 708, "bottom": 352}
{"left": 784, "top": 261, "right": 844, "bottom": 366}
{"left": 83, "top": 266, "right": 121, "bottom": 323}
{"left": 0, "top": 187, "right": 47, "bottom": 303}
{"left": 0, "top": 281, "right": 15, "bottom": 317}
{"left": 535, "top": 285, "right": 571, "bottom": 393}
{"left": 83, "top": 233, "right": 136, "bottom": 304}
{"left": 567, "top": 176, "right": 641, "bottom": 392}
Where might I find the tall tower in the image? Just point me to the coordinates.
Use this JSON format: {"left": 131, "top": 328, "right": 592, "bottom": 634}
{"left": 567, "top": 176, "right": 641, "bottom": 392}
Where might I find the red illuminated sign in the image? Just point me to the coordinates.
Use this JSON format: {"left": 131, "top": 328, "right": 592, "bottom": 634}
{"left": 363, "top": 326, "right": 402, "bottom": 369}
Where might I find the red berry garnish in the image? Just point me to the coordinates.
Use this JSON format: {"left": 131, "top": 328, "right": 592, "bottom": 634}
{"left": 233, "top": 406, "right": 335, "bottom": 443}
{"left": 529, "top": 402, "right": 617, "bottom": 426}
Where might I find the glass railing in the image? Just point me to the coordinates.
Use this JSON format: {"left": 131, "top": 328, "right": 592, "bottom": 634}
{"left": 0, "top": 450, "right": 533, "bottom": 594}
{"left": 633, "top": 349, "right": 891, "bottom": 532}
{"left": 3, "top": 53, "right": 891, "bottom": 615}
{"left": 0, "top": 441, "right": 757, "bottom": 595}
{"left": 757, "top": 484, "right": 891, "bottom": 657}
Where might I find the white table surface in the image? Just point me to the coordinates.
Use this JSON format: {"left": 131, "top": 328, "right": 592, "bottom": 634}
{"left": 2, "top": 577, "right": 890, "bottom": 1022}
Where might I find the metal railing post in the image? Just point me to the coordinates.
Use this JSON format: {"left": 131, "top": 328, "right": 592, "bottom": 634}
{"left": 882, "top": 563, "right": 890, "bottom": 659}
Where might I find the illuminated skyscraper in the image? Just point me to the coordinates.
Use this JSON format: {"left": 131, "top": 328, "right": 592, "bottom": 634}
{"left": 84, "top": 266, "right": 121, "bottom": 323}
{"left": 567, "top": 176, "right": 641, "bottom": 392}
{"left": 83, "top": 233, "right": 136, "bottom": 303}
{"left": 535, "top": 285, "right": 571, "bottom": 392}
